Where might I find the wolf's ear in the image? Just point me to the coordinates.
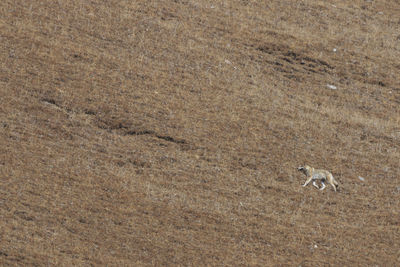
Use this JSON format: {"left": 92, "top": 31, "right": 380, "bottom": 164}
{"left": 297, "top": 166, "right": 304, "bottom": 171}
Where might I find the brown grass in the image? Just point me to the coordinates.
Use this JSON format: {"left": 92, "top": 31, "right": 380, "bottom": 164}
{"left": 1, "top": 0, "right": 399, "bottom": 265}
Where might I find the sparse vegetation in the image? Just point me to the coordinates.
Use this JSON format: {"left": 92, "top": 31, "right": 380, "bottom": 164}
{"left": 0, "top": 0, "right": 399, "bottom": 265}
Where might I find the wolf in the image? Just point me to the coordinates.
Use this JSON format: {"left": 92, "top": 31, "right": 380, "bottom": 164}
{"left": 297, "top": 165, "right": 338, "bottom": 192}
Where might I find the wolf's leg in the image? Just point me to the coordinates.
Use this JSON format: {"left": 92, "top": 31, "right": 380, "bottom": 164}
{"left": 312, "top": 181, "right": 319, "bottom": 189}
{"left": 303, "top": 176, "right": 313, "bottom": 187}
{"left": 319, "top": 182, "right": 326, "bottom": 190}
{"left": 328, "top": 174, "right": 337, "bottom": 192}
{"left": 330, "top": 182, "right": 337, "bottom": 192}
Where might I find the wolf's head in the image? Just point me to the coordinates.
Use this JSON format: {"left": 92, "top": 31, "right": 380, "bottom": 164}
{"left": 297, "top": 165, "right": 311, "bottom": 175}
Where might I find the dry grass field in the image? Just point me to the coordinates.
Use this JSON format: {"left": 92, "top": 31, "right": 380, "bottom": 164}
{"left": 1, "top": 0, "right": 399, "bottom": 265}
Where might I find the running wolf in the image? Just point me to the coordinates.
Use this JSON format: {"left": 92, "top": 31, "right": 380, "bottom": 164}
{"left": 298, "top": 165, "right": 339, "bottom": 192}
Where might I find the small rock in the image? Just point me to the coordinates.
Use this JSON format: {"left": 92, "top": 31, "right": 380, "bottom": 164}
{"left": 358, "top": 176, "right": 365, "bottom": 182}
{"left": 383, "top": 166, "right": 390, "bottom": 172}
{"left": 327, "top": 84, "right": 337, "bottom": 90}
{"left": 333, "top": 48, "right": 337, "bottom": 52}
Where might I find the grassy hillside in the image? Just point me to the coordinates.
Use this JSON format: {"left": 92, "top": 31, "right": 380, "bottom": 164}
{"left": 1, "top": 0, "right": 399, "bottom": 265}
